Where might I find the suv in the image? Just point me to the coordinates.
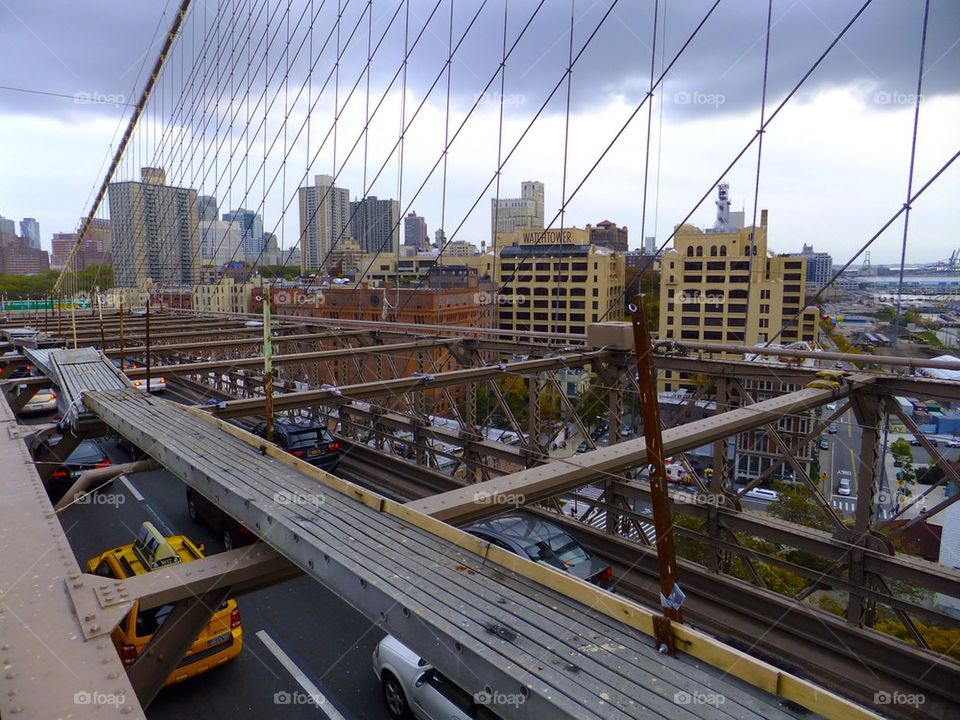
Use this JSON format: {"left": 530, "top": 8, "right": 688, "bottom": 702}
{"left": 34, "top": 437, "right": 112, "bottom": 503}
{"left": 374, "top": 635, "right": 503, "bottom": 720}
{"left": 85, "top": 522, "right": 242, "bottom": 685}
{"left": 186, "top": 487, "right": 257, "bottom": 550}
{"left": 253, "top": 417, "right": 340, "bottom": 471}
{"left": 463, "top": 513, "right": 612, "bottom": 587}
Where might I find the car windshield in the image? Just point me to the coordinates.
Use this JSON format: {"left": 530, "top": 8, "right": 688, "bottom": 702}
{"left": 523, "top": 532, "right": 589, "bottom": 569}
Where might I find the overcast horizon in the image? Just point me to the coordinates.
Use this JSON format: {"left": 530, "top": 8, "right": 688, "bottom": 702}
{"left": 0, "top": 0, "right": 957, "bottom": 268}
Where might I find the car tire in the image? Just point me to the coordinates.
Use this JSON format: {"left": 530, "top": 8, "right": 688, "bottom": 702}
{"left": 381, "top": 672, "right": 410, "bottom": 720}
{"left": 187, "top": 493, "right": 200, "bottom": 523}
{"left": 223, "top": 527, "right": 235, "bottom": 552}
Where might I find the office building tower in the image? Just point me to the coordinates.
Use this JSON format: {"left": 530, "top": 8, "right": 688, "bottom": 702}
{"left": 491, "top": 181, "right": 544, "bottom": 241}
{"left": 350, "top": 196, "right": 399, "bottom": 254}
{"left": 404, "top": 212, "right": 429, "bottom": 249}
{"left": 298, "top": 174, "right": 351, "bottom": 273}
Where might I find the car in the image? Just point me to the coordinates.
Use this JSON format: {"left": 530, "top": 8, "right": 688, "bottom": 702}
{"left": 244, "top": 320, "right": 264, "bottom": 328}
{"left": 463, "top": 512, "right": 612, "bottom": 587}
{"left": 929, "top": 438, "right": 939, "bottom": 447}
{"left": 20, "top": 387, "right": 57, "bottom": 413}
{"left": 909, "top": 438, "right": 921, "bottom": 446}
{"left": 373, "top": 634, "right": 504, "bottom": 720}
{"left": 835, "top": 362, "right": 844, "bottom": 369}
{"left": 837, "top": 471, "right": 853, "bottom": 496}
{"left": 34, "top": 437, "right": 112, "bottom": 503}
{"left": 910, "top": 436, "right": 937, "bottom": 447}
{"left": 2, "top": 351, "right": 32, "bottom": 379}
{"left": 253, "top": 416, "right": 340, "bottom": 471}
{"left": 86, "top": 522, "right": 242, "bottom": 685}
{"left": 819, "top": 437, "right": 829, "bottom": 450}
{"left": 110, "top": 358, "right": 166, "bottom": 393}
{"left": 826, "top": 402, "right": 837, "bottom": 410}
{"left": 619, "top": 425, "right": 634, "bottom": 438}
{"left": 744, "top": 487, "right": 779, "bottom": 503}
{"left": 186, "top": 487, "right": 257, "bottom": 550}
{"left": 948, "top": 439, "right": 960, "bottom": 448}
{"left": 576, "top": 440, "right": 590, "bottom": 453}
{"left": 828, "top": 423, "right": 839, "bottom": 434}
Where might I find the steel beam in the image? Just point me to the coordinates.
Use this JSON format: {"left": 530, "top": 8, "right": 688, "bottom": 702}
{"left": 409, "top": 380, "right": 867, "bottom": 523}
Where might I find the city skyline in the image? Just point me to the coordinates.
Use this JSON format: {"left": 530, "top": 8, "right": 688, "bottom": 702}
{"left": 0, "top": 2, "right": 956, "bottom": 269}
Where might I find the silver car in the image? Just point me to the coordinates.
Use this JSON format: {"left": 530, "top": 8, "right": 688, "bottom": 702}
{"left": 373, "top": 635, "right": 503, "bottom": 720}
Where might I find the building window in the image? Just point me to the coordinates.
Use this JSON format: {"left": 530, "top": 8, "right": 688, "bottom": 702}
{"left": 720, "top": 246, "right": 727, "bottom": 256}
{"left": 686, "top": 246, "right": 694, "bottom": 257}
{"left": 710, "top": 245, "right": 717, "bottom": 256}
{"left": 696, "top": 246, "right": 704, "bottom": 257}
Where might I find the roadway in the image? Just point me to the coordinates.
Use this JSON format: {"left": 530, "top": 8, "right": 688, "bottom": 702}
{"left": 60, "top": 440, "right": 392, "bottom": 720}
{"left": 21, "top": 394, "right": 392, "bottom": 720}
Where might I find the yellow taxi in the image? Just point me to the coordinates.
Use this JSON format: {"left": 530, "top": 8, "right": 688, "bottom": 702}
{"left": 85, "top": 522, "right": 243, "bottom": 685}
{"left": 805, "top": 369, "right": 848, "bottom": 390}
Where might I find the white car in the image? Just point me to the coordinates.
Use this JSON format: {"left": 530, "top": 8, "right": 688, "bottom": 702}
{"left": 132, "top": 376, "right": 166, "bottom": 393}
{"left": 744, "top": 487, "right": 779, "bottom": 503}
{"left": 947, "top": 439, "right": 960, "bottom": 448}
{"left": 836, "top": 469, "right": 853, "bottom": 496}
{"left": 21, "top": 388, "right": 57, "bottom": 413}
{"left": 373, "top": 635, "right": 503, "bottom": 720}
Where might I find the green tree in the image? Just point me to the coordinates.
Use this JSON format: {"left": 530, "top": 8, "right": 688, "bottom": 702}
{"left": 767, "top": 480, "right": 833, "bottom": 532}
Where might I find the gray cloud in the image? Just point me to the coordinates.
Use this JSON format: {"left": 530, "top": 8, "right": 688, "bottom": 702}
{"left": 2, "top": 0, "right": 957, "bottom": 121}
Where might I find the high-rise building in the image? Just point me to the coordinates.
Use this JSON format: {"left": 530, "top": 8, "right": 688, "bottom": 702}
{"left": 199, "top": 220, "right": 245, "bottom": 267}
{"left": 197, "top": 195, "right": 219, "bottom": 222}
{"left": 222, "top": 208, "right": 264, "bottom": 257}
{"left": 658, "top": 209, "right": 817, "bottom": 368}
{"left": 0, "top": 216, "right": 15, "bottom": 240}
{"left": 19, "top": 218, "right": 40, "bottom": 250}
{"left": 491, "top": 181, "right": 544, "bottom": 241}
{"left": 403, "top": 211, "right": 429, "bottom": 249}
{"left": 643, "top": 236, "right": 656, "bottom": 254}
{"left": 350, "top": 196, "right": 399, "bottom": 254}
{"left": 0, "top": 237, "right": 49, "bottom": 275}
{"left": 588, "top": 220, "right": 628, "bottom": 253}
{"left": 298, "top": 174, "right": 351, "bottom": 273}
{"left": 459, "top": 227, "right": 625, "bottom": 338}
{"left": 800, "top": 244, "right": 833, "bottom": 288}
{"left": 52, "top": 217, "right": 112, "bottom": 268}
{"left": 108, "top": 167, "right": 200, "bottom": 287}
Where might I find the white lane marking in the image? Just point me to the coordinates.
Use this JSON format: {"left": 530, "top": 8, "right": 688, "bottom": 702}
{"left": 256, "top": 630, "right": 347, "bottom": 720}
{"left": 120, "top": 474, "right": 144, "bottom": 501}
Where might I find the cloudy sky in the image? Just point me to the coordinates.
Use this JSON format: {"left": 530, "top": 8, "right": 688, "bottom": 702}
{"left": 0, "top": 0, "right": 957, "bottom": 268}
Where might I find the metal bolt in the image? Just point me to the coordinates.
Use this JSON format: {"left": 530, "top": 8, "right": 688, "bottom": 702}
{"left": 658, "top": 644, "right": 668, "bottom": 654}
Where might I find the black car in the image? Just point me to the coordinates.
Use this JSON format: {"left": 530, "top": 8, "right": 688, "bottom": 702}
{"left": 464, "top": 512, "right": 613, "bottom": 587}
{"left": 35, "top": 437, "right": 112, "bottom": 503}
{"left": 186, "top": 487, "right": 257, "bottom": 551}
{"left": 253, "top": 417, "right": 340, "bottom": 471}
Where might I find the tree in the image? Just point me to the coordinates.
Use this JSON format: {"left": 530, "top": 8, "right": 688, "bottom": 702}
{"left": 577, "top": 379, "right": 608, "bottom": 428}
{"left": 768, "top": 481, "right": 833, "bottom": 532}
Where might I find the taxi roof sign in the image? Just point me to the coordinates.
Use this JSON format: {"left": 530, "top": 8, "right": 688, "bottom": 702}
{"left": 133, "top": 522, "right": 182, "bottom": 570}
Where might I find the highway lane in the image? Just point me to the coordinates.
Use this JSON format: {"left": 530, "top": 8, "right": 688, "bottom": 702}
{"left": 57, "top": 436, "right": 394, "bottom": 720}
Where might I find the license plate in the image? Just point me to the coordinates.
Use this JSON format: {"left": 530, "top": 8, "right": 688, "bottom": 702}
{"left": 207, "top": 632, "right": 229, "bottom": 646}
{"left": 308, "top": 448, "right": 321, "bottom": 457}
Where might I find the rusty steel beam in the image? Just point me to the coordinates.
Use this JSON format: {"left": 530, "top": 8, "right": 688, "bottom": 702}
{"left": 210, "top": 350, "right": 611, "bottom": 419}
{"left": 407, "top": 378, "right": 869, "bottom": 524}
{"left": 123, "top": 338, "right": 461, "bottom": 378}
